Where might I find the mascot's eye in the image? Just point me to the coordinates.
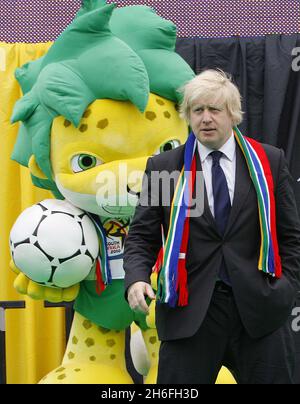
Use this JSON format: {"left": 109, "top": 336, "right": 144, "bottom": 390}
{"left": 154, "top": 140, "right": 181, "bottom": 155}
{"left": 71, "top": 154, "right": 103, "bottom": 173}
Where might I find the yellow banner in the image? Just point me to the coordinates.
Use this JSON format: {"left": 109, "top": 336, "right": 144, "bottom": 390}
{"left": 0, "top": 41, "right": 66, "bottom": 384}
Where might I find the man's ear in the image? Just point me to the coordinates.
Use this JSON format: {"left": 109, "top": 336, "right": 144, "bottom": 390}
{"left": 28, "top": 155, "right": 48, "bottom": 180}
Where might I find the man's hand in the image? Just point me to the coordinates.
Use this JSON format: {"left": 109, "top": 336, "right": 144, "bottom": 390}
{"left": 127, "top": 281, "right": 156, "bottom": 315}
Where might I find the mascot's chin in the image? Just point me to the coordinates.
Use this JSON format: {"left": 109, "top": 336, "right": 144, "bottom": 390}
{"left": 56, "top": 180, "right": 139, "bottom": 218}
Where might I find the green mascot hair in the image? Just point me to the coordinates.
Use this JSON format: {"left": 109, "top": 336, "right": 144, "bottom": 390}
{"left": 11, "top": 0, "right": 195, "bottom": 196}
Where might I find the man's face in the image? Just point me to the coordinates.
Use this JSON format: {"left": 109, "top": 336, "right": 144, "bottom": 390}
{"left": 189, "top": 97, "right": 234, "bottom": 149}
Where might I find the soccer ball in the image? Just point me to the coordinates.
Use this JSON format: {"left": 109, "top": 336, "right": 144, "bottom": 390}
{"left": 9, "top": 199, "right": 99, "bottom": 288}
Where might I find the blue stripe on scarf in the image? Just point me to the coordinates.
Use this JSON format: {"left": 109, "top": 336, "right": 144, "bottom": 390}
{"left": 245, "top": 141, "right": 275, "bottom": 274}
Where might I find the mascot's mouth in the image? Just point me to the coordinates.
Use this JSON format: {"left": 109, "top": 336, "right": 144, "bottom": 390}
{"left": 102, "top": 205, "right": 134, "bottom": 216}
{"left": 127, "top": 185, "right": 140, "bottom": 199}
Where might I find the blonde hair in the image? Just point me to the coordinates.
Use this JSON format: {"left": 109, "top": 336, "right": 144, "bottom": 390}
{"left": 179, "top": 69, "right": 243, "bottom": 126}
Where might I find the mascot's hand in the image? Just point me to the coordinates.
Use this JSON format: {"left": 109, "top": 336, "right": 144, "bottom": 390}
{"left": 145, "top": 299, "right": 156, "bottom": 329}
{"left": 10, "top": 260, "right": 80, "bottom": 302}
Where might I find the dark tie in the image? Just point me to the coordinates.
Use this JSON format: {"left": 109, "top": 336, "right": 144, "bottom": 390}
{"left": 210, "top": 151, "right": 231, "bottom": 284}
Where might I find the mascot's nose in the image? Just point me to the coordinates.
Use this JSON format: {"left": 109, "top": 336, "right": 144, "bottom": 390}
{"left": 127, "top": 185, "right": 140, "bottom": 198}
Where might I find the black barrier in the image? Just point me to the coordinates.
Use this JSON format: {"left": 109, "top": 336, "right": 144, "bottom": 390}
{"left": 0, "top": 300, "right": 74, "bottom": 385}
{"left": 0, "top": 301, "right": 26, "bottom": 384}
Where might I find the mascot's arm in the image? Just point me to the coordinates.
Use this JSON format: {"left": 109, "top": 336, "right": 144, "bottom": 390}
{"left": 145, "top": 271, "right": 158, "bottom": 329}
{"left": 10, "top": 260, "right": 79, "bottom": 302}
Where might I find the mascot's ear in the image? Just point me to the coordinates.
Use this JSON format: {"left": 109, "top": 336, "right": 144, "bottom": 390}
{"left": 28, "top": 155, "right": 47, "bottom": 180}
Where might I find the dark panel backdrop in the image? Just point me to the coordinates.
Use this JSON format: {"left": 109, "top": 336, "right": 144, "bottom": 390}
{"left": 176, "top": 35, "right": 300, "bottom": 213}
{"left": 176, "top": 34, "right": 300, "bottom": 383}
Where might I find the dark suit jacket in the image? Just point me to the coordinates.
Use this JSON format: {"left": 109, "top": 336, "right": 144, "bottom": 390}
{"left": 124, "top": 141, "right": 300, "bottom": 341}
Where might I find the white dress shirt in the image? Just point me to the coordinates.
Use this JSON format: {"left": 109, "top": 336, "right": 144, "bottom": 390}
{"left": 197, "top": 132, "right": 236, "bottom": 217}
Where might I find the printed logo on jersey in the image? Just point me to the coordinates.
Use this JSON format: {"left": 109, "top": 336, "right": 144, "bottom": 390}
{"left": 102, "top": 218, "right": 130, "bottom": 261}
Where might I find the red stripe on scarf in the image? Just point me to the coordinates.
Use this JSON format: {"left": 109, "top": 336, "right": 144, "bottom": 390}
{"left": 245, "top": 136, "right": 282, "bottom": 277}
{"left": 154, "top": 246, "right": 164, "bottom": 274}
{"left": 95, "top": 259, "right": 106, "bottom": 295}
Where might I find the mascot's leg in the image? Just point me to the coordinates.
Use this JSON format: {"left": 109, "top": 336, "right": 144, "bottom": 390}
{"left": 141, "top": 328, "right": 160, "bottom": 384}
{"left": 39, "top": 312, "right": 133, "bottom": 384}
{"left": 216, "top": 367, "right": 236, "bottom": 384}
{"left": 129, "top": 296, "right": 159, "bottom": 384}
{"left": 130, "top": 324, "right": 159, "bottom": 384}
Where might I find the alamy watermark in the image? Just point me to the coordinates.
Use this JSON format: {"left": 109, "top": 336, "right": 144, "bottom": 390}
{"left": 292, "top": 47, "right": 300, "bottom": 72}
{"left": 291, "top": 306, "right": 300, "bottom": 332}
{"left": 95, "top": 165, "right": 205, "bottom": 218}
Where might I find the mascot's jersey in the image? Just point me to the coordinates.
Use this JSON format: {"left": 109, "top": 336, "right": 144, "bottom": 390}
{"left": 74, "top": 217, "right": 148, "bottom": 331}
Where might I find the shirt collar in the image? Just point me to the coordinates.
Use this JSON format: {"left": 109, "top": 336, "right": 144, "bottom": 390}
{"left": 197, "top": 130, "right": 236, "bottom": 163}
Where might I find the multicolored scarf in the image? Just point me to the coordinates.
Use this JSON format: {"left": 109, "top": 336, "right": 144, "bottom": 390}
{"left": 157, "top": 126, "right": 282, "bottom": 307}
{"left": 87, "top": 213, "right": 112, "bottom": 294}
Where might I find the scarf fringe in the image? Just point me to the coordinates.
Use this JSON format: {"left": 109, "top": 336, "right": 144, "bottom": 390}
{"left": 177, "top": 258, "right": 188, "bottom": 306}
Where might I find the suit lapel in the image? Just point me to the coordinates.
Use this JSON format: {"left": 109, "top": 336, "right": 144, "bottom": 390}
{"left": 224, "top": 144, "right": 252, "bottom": 236}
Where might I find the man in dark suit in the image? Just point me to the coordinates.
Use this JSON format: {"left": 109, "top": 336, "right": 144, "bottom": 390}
{"left": 124, "top": 69, "right": 300, "bottom": 384}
